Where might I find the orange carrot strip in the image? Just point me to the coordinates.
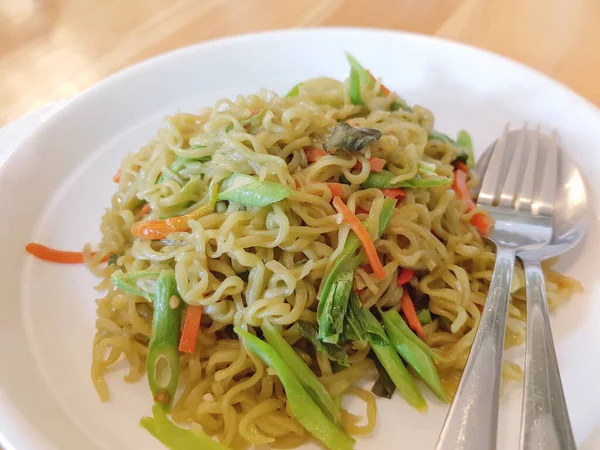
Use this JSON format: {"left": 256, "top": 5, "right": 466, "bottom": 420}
{"left": 25, "top": 243, "right": 108, "bottom": 264}
{"left": 401, "top": 289, "right": 426, "bottom": 339}
{"left": 470, "top": 212, "right": 493, "bottom": 235}
{"left": 137, "top": 203, "right": 152, "bottom": 218}
{"left": 380, "top": 188, "right": 406, "bottom": 199}
{"left": 178, "top": 305, "right": 203, "bottom": 354}
{"left": 327, "top": 182, "right": 345, "bottom": 197}
{"left": 396, "top": 268, "right": 414, "bottom": 286}
{"left": 355, "top": 205, "right": 370, "bottom": 215}
{"left": 369, "top": 157, "right": 387, "bottom": 172}
{"left": 367, "top": 70, "right": 391, "bottom": 96}
{"left": 305, "top": 147, "right": 328, "bottom": 163}
{"left": 332, "top": 196, "right": 386, "bottom": 280}
{"left": 113, "top": 169, "right": 121, "bottom": 183}
{"left": 455, "top": 161, "right": 468, "bottom": 173}
{"left": 452, "top": 169, "right": 476, "bottom": 212}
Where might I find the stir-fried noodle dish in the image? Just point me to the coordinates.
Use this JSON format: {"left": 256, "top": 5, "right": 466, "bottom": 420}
{"left": 76, "top": 54, "right": 581, "bottom": 449}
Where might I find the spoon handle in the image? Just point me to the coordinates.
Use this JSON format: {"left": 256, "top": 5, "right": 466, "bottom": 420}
{"left": 519, "top": 259, "right": 576, "bottom": 450}
{"left": 435, "top": 247, "right": 515, "bottom": 450}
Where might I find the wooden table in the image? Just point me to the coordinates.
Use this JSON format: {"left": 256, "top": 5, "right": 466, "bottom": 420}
{"left": 1, "top": 0, "right": 599, "bottom": 126}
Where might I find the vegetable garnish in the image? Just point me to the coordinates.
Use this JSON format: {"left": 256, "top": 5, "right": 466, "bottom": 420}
{"left": 325, "top": 122, "right": 382, "bottom": 155}
{"left": 348, "top": 66, "right": 364, "bottom": 106}
{"left": 361, "top": 169, "right": 451, "bottom": 190}
{"left": 367, "top": 70, "right": 391, "bottom": 96}
{"left": 400, "top": 289, "right": 426, "bottom": 340}
{"left": 456, "top": 130, "right": 475, "bottom": 169}
{"left": 381, "top": 188, "right": 406, "bottom": 200}
{"left": 326, "top": 182, "right": 345, "bottom": 198}
{"left": 131, "top": 183, "right": 219, "bottom": 240}
{"left": 297, "top": 321, "right": 349, "bottom": 367}
{"left": 417, "top": 308, "right": 433, "bottom": 325}
{"left": 396, "top": 268, "right": 415, "bottom": 286}
{"left": 178, "top": 305, "right": 203, "bottom": 354}
{"left": 332, "top": 196, "right": 386, "bottom": 280}
{"left": 137, "top": 203, "right": 152, "bottom": 218}
{"left": 236, "top": 327, "right": 355, "bottom": 450}
{"left": 141, "top": 405, "right": 229, "bottom": 450}
{"left": 25, "top": 243, "right": 107, "bottom": 264}
{"left": 451, "top": 168, "right": 493, "bottom": 235}
{"left": 305, "top": 147, "right": 328, "bottom": 163}
{"left": 147, "top": 270, "right": 181, "bottom": 409}
{"left": 368, "top": 157, "right": 386, "bottom": 172}
{"left": 285, "top": 82, "right": 303, "bottom": 97}
{"left": 113, "top": 169, "right": 121, "bottom": 183}
{"left": 217, "top": 174, "right": 292, "bottom": 207}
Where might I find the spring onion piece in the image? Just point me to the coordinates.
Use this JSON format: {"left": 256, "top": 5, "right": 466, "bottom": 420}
{"left": 298, "top": 321, "right": 349, "bottom": 366}
{"left": 111, "top": 269, "right": 161, "bottom": 300}
{"left": 217, "top": 174, "right": 292, "bottom": 207}
{"left": 348, "top": 66, "right": 363, "bottom": 106}
{"left": 324, "top": 122, "right": 382, "bottom": 154}
{"left": 262, "top": 321, "right": 343, "bottom": 426}
{"left": 318, "top": 198, "right": 395, "bottom": 343}
{"left": 147, "top": 270, "right": 181, "bottom": 409}
{"left": 235, "top": 327, "right": 355, "bottom": 450}
{"left": 347, "top": 293, "right": 427, "bottom": 410}
{"left": 285, "top": 82, "right": 303, "bottom": 97}
{"left": 417, "top": 308, "right": 433, "bottom": 325}
{"left": 381, "top": 309, "right": 449, "bottom": 403}
{"left": 361, "top": 170, "right": 451, "bottom": 189}
{"left": 141, "top": 405, "right": 230, "bottom": 450}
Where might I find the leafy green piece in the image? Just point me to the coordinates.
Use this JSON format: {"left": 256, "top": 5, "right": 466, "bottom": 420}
{"left": 171, "top": 156, "right": 211, "bottom": 172}
{"left": 390, "top": 101, "right": 413, "bottom": 113}
{"left": 456, "top": 130, "right": 474, "bottom": 168}
{"left": 111, "top": 269, "right": 161, "bottom": 301}
{"left": 345, "top": 52, "right": 375, "bottom": 87}
{"left": 428, "top": 131, "right": 454, "bottom": 143}
{"left": 348, "top": 67, "right": 363, "bottom": 106}
{"left": 108, "top": 253, "right": 120, "bottom": 266}
{"left": 368, "top": 351, "right": 395, "bottom": 399}
{"left": 324, "top": 122, "right": 382, "bottom": 154}
{"left": 262, "top": 322, "right": 343, "bottom": 425}
{"left": 217, "top": 174, "right": 292, "bottom": 207}
{"left": 417, "top": 308, "right": 432, "bottom": 325}
{"left": 285, "top": 82, "right": 303, "bottom": 97}
{"left": 236, "top": 327, "right": 355, "bottom": 450}
{"left": 141, "top": 405, "right": 230, "bottom": 450}
{"left": 298, "top": 321, "right": 349, "bottom": 367}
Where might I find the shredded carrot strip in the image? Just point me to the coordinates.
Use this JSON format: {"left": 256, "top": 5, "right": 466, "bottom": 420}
{"left": 327, "top": 182, "right": 345, "bottom": 197}
{"left": 380, "top": 188, "right": 406, "bottom": 199}
{"left": 25, "top": 243, "right": 107, "bottom": 264}
{"left": 401, "top": 289, "right": 426, "bottom": 339}
{"left": 137, "top": 203, "right": 152, "bottom": 218}
{"left": 367, "top": 70, "right": 391, "bottom": 96}
{"left": 332, "top": 196, "right": 386, "bottom": 280}
{"left": 470, "top": 212, "right": 493, "bottom": 235}
{"left": 113, "top": 169, "right": 121, "bottom": 183}
{"left": 396, "top": 268, "right": 414, "bottom": 286}
{"left": 179, "top": 305, "right": 203, "bottom": 354}
{"left": 369, "top": 158, "right": 386, "bottom": 172}
{"left": 355, "top": 205, "right": 370, "bottom": 215}
{"left": 452, "top": 169, "right": 492, "bottom": 235}
{"left": 455, "top": 161, "right": 468, "bottom": 173}
{"left": 305, "top": 147, "right": 328, "bottom": 163}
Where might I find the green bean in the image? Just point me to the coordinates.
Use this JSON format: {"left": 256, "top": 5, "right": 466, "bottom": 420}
{"left": 235, "top": 327, "right": 355, "bottom": 450}
{"left": 381, "top": 309, "right": 449, "bottom": 402}
{"left": 147, "top": 270, "right": 181, "bottom": 409}
{"left": 141, "top": 405, "right": 230, "bottom": 450}
{"left": 262, "top": 322, "right": 342, "bottom": 426}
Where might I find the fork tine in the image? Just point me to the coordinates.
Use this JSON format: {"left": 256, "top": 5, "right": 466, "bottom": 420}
{"left": 478, "top": 124, "right": 510, "bottom": 206}
{"left": 531, "top": 129, "right": 559, "bottom": 216}
{"left": 498, "top": 125, "right": 529, "bottom": 208}
{"left": 514, "top": 127, "right": 539, "bottom": 212}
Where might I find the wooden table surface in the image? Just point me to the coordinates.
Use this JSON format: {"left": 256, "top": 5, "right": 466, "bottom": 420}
{"left": 1, "top": 0, "right": 599, "bottom": 126}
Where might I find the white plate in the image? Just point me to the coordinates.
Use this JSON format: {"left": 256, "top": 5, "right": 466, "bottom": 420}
{"left": 1, "top": 28, "right": 599, "bottom": 450}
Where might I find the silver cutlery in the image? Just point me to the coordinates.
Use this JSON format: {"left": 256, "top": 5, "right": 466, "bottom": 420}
{"left": 436, "top": 125, "right": 559, "bottom": 450}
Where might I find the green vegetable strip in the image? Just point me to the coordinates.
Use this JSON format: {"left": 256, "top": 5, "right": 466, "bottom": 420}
{"left": 456, "top": 130, "right": 475, "bottom": 169}
{"left": 147, "top": 270, "right": 181, "bottom": 410}
{"left": 217, "top": 173, "right": 292, "bottom": 207}
{"left": 380, "top": 308, "right": 444, "bottom": 362}
{"left": 317, "top": 198, "right": 395, "bottom": 343}
{"left": 297, "top": 321, "right": 349, "bottom": 366}
{"left": 348, "top": 67, "right": 363, "bottom": 106}
{"left": 285, "top": 82, "right": 303, "bottom": 97}
{"left": 261, "top": 322, "right": 343, "bottom": 426}
{"left": 235, "top": 327, "right": 355, "bottom": 450}
{"left": 141, "top": 405, "right": 230, "bottom": 450}
{"left": 345, "top": 52, "right": 375, "bottom": 87}
{"left": 360, "top": 170, "right": 451, "bottom": 190}
{"left": 417, "top": 308, "right": 433, "bottom": 325}
{"left": 348, "top": 294, "right": 426, "bottom": 410}
{"left": 111, "top": 269, "right": 162, "bottom": 300}
{"left": 381, "top": 309, "right": 448, "bottom": 403}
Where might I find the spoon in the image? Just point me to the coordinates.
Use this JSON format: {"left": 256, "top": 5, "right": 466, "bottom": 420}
{"left": 475, "top": 129, "right": 587, "bottom": 450}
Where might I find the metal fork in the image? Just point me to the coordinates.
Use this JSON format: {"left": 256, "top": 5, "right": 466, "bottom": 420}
{"left": 435, "top": 125, "right": 559, "bottom": 450}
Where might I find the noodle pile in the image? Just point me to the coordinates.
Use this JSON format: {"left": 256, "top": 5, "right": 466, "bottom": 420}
{"left": 87, "top": 63, "right": 581, "bottom": 448}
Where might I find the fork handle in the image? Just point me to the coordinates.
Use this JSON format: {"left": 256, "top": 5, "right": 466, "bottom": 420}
{"left": 519, "top": 259, "right": 576, "bottom": 450}
{"left": 435, "top": 247, "right": 515, "bottom": 450}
